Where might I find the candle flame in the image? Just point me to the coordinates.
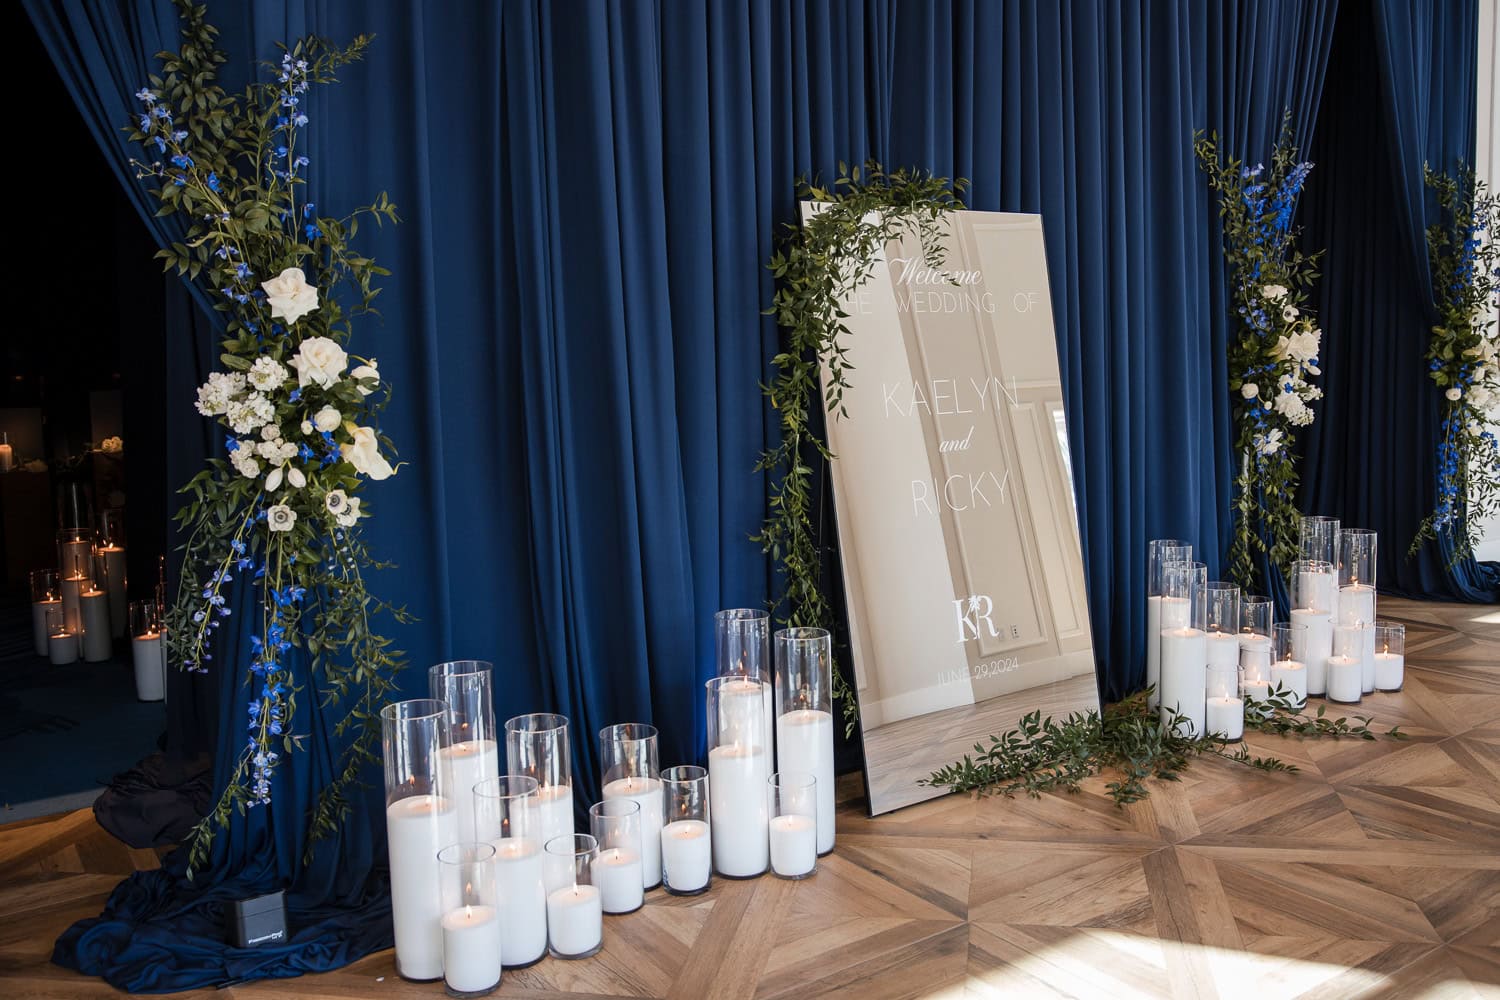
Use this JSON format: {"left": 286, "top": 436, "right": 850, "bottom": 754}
{"left": 464, "top": 903, "right": 473, "bottom": 919}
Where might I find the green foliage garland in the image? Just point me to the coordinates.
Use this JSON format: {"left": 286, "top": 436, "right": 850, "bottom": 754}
{"left": 1195, "top": 116, "right": 1325, "bottom": 590}
{"left": 128, "top": 2, "right": 408, "bottom": 873}
{"left": 755, "top": 162, "right": 967, "bottom": 735}
{"left": 1409, "top": 164, "right": 1500, "bottom": 560}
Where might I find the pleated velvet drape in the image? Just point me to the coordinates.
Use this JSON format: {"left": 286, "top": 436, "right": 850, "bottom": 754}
{"left": 21, "top": 0, "right": 1481, "bottom": 991}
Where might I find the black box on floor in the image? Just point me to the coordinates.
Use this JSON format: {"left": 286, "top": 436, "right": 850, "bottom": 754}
{"left": 230, "top": 891, "right": 287, "bottom": 948}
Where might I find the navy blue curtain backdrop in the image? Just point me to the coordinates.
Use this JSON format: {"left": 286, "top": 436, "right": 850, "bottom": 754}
{"left": 21, "top": 0, "right": 1483, "bottom": 991}
{"left": 1301, "top": 0, "right": 1497, "bottom": 601}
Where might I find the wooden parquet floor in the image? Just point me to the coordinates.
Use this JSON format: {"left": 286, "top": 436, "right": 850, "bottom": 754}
{"left": 0, "top": 598, "right": 1496, "bottom": 999}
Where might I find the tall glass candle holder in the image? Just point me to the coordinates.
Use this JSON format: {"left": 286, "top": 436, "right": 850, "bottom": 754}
{"left": 715, "top": 608, "right": 775, "bottom": 763}
{"left": 437, "top": 843, "right": 502, "bottom": 998}
{"left": 382, "top": 699, "right": 458, "bottom": 982}
{"left": 473, "top": 776, "right": 547, "bottom": 968}
{"left": 773, "top": 626, "right": 835, "bottom": 855}
{"left": 1271, "top": 622, "right": 1308, "bottom": 708}
{"left": 46, "top": 602, "right": 77, "bottom": 665}
{"left": 505, "top": 712, "right": 574, "bottom": 893}
{"left": 96, "top": 510, "right": 127, "bottom": 638}
{"left": 1238, "top": 594, "right": 1273, "bottom": 693}
{"left": 57, "top": 528, "right": 92, "bottom": 640}
{"left": 544, "top": 834, "right": 602, "bottom": 960}
{"left": 1290, "top": 559, "right": 1336, "bottom": 696}
{"left": 1327, "top": 621, "right": 1363, "bottom": 704}
{"left": 599, "top": 723, "right": 661, "bottom": 889}
{"left": 1299, "top": 515, "right": 1340, "bottom": 564}
{"left": 706, "top": 674, "right": 770, "bottom": 878}
{"left": 30, "top": 568, "right": 59, "bottom": 657}
{"left": 589, "top": 799, "right": 644, "bottom": 914}
{"left": 1204, "top": 581, "right": 1241, "bottom": 678}
{"left": 430, "top": 661, "right": 499, "bottom": 842}
{"left": 1158, "top": 560, "right": 1207, "bottom": 736}
{"left": 79, "top": 578, "right": 111, "bottom": 663}
{"left": 129, "top": 599, "right": 165, "bottom": 702}
{"left": 767, "top": 772, "right": 817, "bottom": 879}
{"left": 1374, "top": 621, "right": 1405, "bottom": 692}
{"left": 1205, "top": 662, "right": 1244, "bottom": 742}
{"left": 1146, "top": 540, "right": 1193, "bottom": 710}
{"left": 1337, "top": 529, "right": 1378, "bottom": 694}
{"left": 660, "top": 765, "right": 710, "bottom": 895}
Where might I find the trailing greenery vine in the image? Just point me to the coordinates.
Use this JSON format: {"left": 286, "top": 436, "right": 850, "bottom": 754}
{"left": 924, "top": 686, "right": 1404, "bottom": 806}
{"left": 755, "top": 162, "right": 967, "bottom": 735}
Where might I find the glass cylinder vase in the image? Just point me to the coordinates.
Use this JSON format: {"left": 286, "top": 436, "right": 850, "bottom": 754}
{"left": 1158, "top": 560, "right": 1207, "bottom": 736}
{"left": 715, "top": 608, "right": 775, "bottom": 763}
{"left": 1374, "top": 621, "right": 1405, "bottom": 692}
{"left": 1299, "top": 515, "right": 1340, "bottom": 564}
{"left": 1290, "top": 559, "right": 1336, "bottom": 696}
{"left": 706, "top": 675, "right": 770, "bottom": 878}
{"left": 57, "top": 528, "right": 92, "bottom": 640}
{"left": 382, "top": 699, "right": 459, "bottom": 982}
{"left": 773, "top": 626, "right": 835, "bottom": 855}
{"left": 599, "top": 723, "right": 661, "bottom": 889}
{"left": 544, "top": 834, "right": 602, "bottom": 960}
{"left": 767, "top": 772, "right": 818, "bottom": 879}
{"left": 504, "top": 712, "right": 574, "bottom": 893}
{"left": 1327, "top": 621, "right": 1364, "bottom": 704}
{"left": 129, "top": 599, "right": 165, "bottom": 702}
{"left": 473, "top": 776, "right": 547, "bottom": 969}
{"left": 30, "top": 568, "right": 59, "bottom": 657}
{"left": 1271, "top": 622, "right": 1308, "bottom": 708}
{"left": 430, "top": 661, "right": 499, "bottom": 842}
{"left": 1205, "top": 662, "right": 1244, "bottom": 742}
{"left": 1146, "top": 540, "right": 1193, "bottom": 710}
{"left": 437, "top": 843, "right": 502, "bottom": 998}
{"left": 660, "top": 765, "right": 711, "bottom": 895}
{"left": 589, "top": 799, "right": 644, "bottom": 914}
{"left": 1204, "top": 581, "right": 1241, "bottom": 681}
{"left": 46, "top": 602, "right": 76, "bottom": 665}
{"left": 1337, "top": 529, "right": 1378, "bottom": 695}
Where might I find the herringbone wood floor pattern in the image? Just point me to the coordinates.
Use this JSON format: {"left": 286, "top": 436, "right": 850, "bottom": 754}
{"left": 0, "top": 598, "right": 1496, "bottom": 999}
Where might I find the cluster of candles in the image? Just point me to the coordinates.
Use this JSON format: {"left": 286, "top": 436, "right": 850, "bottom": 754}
{"left": 1146, "top": 516, "right": 1404, "bottom": 741}
{"left": 29, "top": 517, "right": 168, "bottom": 702}
{"left": 381, "top": 610, "right": 836, "bottom": 996}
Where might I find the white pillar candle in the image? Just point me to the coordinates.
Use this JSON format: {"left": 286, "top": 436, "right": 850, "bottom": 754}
{"left": 660, "top": 819, "right": 711, "bottom": 892}
{"left": 1338, "top": 584, "right": 1376, "bottom": 626}
{"left": 720, "top": 677, "right": 774, "bottom": 759}
{"left": 1242, "top": 677, "right": 1270, "bottom": 704}
{"left": 536, "top": 784, "right": 575, "bottom": 893}
{"left": 592, "top": 847, "right": 644, "bottom": 913}
{"left": 1290, "top": 608, "right": 1334, "bottom": 696}
{"left": 490, "top": 839, "right": 547, "bottom": 967}
{"left": 1326, "top": 654, "right": 1362, "bottom": 703}
{"left": 775, "top": 709, "right": 835, "bottom": 854}
{"left": 61, "top": 576, "right": 86, "bottom": 642}
{"left": 49, "top": 631, "right": 79, "bottom": 665}
{"left": 59, "top": 540, "right": 93, "bottom": 579}
{"left": 1205, "top": 696, "right": 1244, "bottom": 741}
{"left": 132, "top": 630, "right": 166, "bottom": 701}
{"left": 602, "top": 776, "right": 663, "bottom": 888}
{"left": 437, "top": 739, "right": 498, "bottom": 842}
{"left": 1152, "top": 597, "right": 1190, "bottom": 709}
{"left": 1298, "top": 568, "right": 1337, "bottom": 615}
{"left": 32, "top": 598, "right": 59, "bottom": 657}
{"left": 0, "top": 440, "right": 12, "bottom": 473}
{"left": 1271, "top": 659, "right": 1307, "bottom": 708}
{"left": 386, "top": 794, "right": 459, "bottom": 981}
{"left": 1374, "top": 652, "right": 1404, "bottom": 691}
{"left": 440, "top": 904, "right": 502, "bottom": 995}
{"left": 545, "top": 884, "right": 602, "bottom": 958}
{"left": 96, "top": 546, "right": 127, "bottom": 638}
{"left": 1238, "top": 634, "right": 1272, "bottom": 680}
{"left": 1205, "top": 632, "right": 1240, "bottom": 670}
{"left": 1146, "top": 595, "right": 1162, "bottom": 709}
{"left": 1158, "top": 627, "right": 1206, "bottom": 737}
{"left": 768, "top": 814, "right": 817, "bottom": 877}
{"left": 80, "top": 588, "right": 112, "bottom": 662}
{"left": 708, "top": 744, "right": 769, "bottom": 877}
{"left": 1360, "top": 627, "right": 1376, "bottom": 694}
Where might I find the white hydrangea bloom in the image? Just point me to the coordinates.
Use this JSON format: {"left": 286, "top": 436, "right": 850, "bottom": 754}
{"left": 227, "top": 393, "right": 276, "bottom": 435}
{"left": 248, "top": 356, "right": 290, "bottom": 393}
{"left": 195, "top": 371, "right": 246, "bottom": 417}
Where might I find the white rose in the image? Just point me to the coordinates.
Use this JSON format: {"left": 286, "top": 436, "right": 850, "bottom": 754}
{"left": 100, "top": 436, "right": 124, "bottom": 453}
{"left": 266, "top": 503, "right": 297, "bottom": 532}
{"left": 261, "top": 267, "right": 320, "bottom": 325}
{"left": 261, "top": 424, "right": 282, "bottom": 442}
{"left": 1446, "top": 387, "right": 1462, "bottom": 402}
{"left": 1241, "top": 383, "right": 1259, "bottom": 400}
{"left": 335, "top": 496, "right": 362, "bottom": 527}
{"left": 1261, "top": 284, "right": 1288, "bottom": 300}
{"left": 349, "top": 360, "right": 380, "bottom": 396}
{"left": 341, "top": 425, "right": 395, "bottom": 480}
{"left": 289, "top": 336, "right": 348, "bottom": 389}
{"left": 313, "top": 406, "right": 342, "bottom": 433}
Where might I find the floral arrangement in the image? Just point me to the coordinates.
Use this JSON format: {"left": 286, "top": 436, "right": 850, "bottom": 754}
{"left": 1195, "top": 117, "right": 1324, "bottom": 589}
{"left": 1410, "top": 164, "right": 1500, "bottom": 559}
{"left": 128, "top": 1, "right": 408, "bottom": 871}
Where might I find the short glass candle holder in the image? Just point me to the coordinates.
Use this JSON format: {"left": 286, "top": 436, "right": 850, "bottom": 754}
{"left": 660, "top": 765, "right": 711, "bottom": 895}
{"left": 767, "top": 772, "right": 817, "bottom": 879}
{"left": 430, "top": 661, "right": 499, "bottom": 841}
{"left": 128, "top": 599, "right": 166, "bottom": 703}
{"left": 774, "top": 626, "right": 836, "bottom": 855}
{"left": 1204, "top": 582, "right": 1242, "bottom": 678}
{"left": 1238, "top": 594, "right": 1273, "bottom": 684}
{"left": 1327, "top": 623, "right": 1365, "bottom": 704}
{"left": 1374, "top": 621, "right": 1405, "bottom": 692}
{"left": 544, "top": 834, "right": 603, "bottom": 960}
{"left": 57, "top": 527, "right": 94, "bottom": 584}
{"left": 437, "top": 843, "right": 502, "bottom": 998}
{"left": 1205, "top": 663, "right": 1244, "bottom": 742}
{"left": 505, "top": 712, "right": 574, "bottom": 893}
{"left": 30, "top": 568, "right": 60, "bottom": 657}
{"left": 589, "top": 798, "right": 644, "bottom": 914}
{"left": 599, "top": 723, "right": 661, "bottom": 889}
{"left": 473, "top": 776, "right": 547, "bottom": 969}
{"left": 46, "top": 602, "right": 77, "bottom": 666}
{"left": 1270, "top": 622, "right": 1309, "bottom": 708}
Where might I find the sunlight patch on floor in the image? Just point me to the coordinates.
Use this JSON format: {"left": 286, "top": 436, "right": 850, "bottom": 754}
{"left": 1470, "top": 610, "right": 1500, "bottom": 625}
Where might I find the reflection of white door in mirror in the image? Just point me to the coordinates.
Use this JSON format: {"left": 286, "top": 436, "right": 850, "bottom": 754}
{"left": 812, "top": 207, "right": 1099, "bottom": 814}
